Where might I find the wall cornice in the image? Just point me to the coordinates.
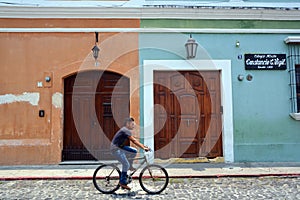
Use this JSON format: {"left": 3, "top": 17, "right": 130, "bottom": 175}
{"left": 0, "top": 6, "right": 300, "bottom": 20}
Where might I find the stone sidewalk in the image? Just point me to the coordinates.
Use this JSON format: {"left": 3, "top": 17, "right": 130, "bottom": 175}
{"left": 0, "top": 161, "right": 300, "bottom": 180}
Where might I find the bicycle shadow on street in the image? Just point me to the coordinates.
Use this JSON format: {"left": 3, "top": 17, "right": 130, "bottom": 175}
{"left": 109, "top": 189, "right": 167, "bottom": 199}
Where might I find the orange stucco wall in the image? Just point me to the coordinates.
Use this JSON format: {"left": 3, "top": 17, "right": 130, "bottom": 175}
{"left": 0, "top": 18, "right": 140, "bottom": 28}
{"left": 0, "top": 19, "right": 139, "bottom": 165}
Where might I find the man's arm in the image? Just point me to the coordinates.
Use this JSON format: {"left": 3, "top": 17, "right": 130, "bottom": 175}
{"left": 128, "top": 136, "right": 150, "bottom": 151}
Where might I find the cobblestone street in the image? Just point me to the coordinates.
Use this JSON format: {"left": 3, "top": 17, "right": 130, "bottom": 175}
{"left": 1, "top": 176, "right": 299, "bottom": 200}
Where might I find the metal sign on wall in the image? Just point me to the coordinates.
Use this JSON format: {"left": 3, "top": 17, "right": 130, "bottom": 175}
{"left": 244, "top": 54, "right": 287, "bottom": 70}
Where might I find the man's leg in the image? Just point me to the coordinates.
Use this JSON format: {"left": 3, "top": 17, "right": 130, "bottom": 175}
{"left": 111, "top": 149, "right": 131, "bottom": 190}
{"left": 122, "top": 146, "right": 137, "bottom": 170}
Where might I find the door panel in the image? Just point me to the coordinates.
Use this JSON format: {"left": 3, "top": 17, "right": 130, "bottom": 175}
{"left": 154, "top": 70, "right": 222, "bottom": 158}
{"left": 63, "top": 71, "right": 129, "bottom": 161}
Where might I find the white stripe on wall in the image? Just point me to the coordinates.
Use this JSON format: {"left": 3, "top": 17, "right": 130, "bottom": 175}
{"left": 0, "top": 28, "right": 300, "bottom": 34}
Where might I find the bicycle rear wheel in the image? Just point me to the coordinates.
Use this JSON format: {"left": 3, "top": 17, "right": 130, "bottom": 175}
{"left": 139, "top": 164, "right": 169, "bottom": 194}
{"left": 93, "top": 164, "right": 120, "bottom": 194}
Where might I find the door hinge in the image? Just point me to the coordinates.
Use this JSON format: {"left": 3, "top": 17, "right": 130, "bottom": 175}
{"left": 220, "top": 106, "right": 223, "bottom": 114}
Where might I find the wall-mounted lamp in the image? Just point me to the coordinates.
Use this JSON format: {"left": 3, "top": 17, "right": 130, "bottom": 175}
{"left": 185, "top": 34, "right": 198, "bottom": 59}
{"left": 92, "top": 32, "right": 100, "bottom": 67}
{"left": 236, "top": 40, "right": 240, "bottom": 48}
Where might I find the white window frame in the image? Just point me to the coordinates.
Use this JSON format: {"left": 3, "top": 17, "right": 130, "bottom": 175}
{"left": 285, "top": 36, "right": 300, "bottom": 120}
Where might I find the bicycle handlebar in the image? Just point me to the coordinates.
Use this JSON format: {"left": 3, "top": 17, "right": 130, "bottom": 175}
{"left": 144, "top": 146, "right": 152, "bottom": 152}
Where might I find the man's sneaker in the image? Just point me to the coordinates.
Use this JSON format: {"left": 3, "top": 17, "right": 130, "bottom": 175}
{"left": 119, "top": 183, "right": 131, "bottom": 190}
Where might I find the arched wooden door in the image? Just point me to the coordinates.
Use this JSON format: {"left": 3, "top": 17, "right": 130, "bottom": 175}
{"left": 154, "top": 71, "right": 222, "bottom": 158}
{"left": 63, "top": 70, "right": 130, "bottom": 161}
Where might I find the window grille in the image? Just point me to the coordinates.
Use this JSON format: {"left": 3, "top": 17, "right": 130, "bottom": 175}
{"left": 296, "top": 65, "right": 300, "bottom": 113}
{"left": 287, "top": 45, "right": 300, "bottom": 113}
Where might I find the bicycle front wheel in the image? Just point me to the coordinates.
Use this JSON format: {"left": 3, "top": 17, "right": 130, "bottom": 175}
{"left": 93, "top": 164, "right": 120, "bottom": 194}
{"left": 139, "top": 164, "right": 169, "bottom": 194}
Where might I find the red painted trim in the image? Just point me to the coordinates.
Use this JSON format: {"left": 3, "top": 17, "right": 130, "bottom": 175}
{"left": 1, "top": 173, "right": 299, "bottom": 181}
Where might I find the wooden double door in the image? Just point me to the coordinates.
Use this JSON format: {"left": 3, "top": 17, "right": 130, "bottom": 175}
{"left": 63, "top": 70, "right": 130, "bottom": 161}
{"left": 154, "top": 71, "right": 223, "bottom": 158}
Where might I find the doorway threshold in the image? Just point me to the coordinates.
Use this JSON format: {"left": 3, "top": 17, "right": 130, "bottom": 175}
{"left": 154, "top": 157, "right": 224, "bottom": 164}
{"left": 60, "top": 160, "right": 119, "bottom": 165}
{"left": 59, "top": 161, "right": 102, "bottom": 165}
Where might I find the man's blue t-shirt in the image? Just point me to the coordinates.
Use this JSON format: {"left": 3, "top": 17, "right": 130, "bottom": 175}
{"left": 111, "top": 127, "right": 132, "bottom": 150}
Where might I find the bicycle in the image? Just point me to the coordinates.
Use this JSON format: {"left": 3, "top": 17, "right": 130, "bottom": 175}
{"left": 93, "top": 150, "right": 169, "bottom": 194}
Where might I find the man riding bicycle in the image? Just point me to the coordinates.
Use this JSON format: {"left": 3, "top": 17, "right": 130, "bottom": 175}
{"left": 110, "top": 117, "right": 150, "bottom": 190}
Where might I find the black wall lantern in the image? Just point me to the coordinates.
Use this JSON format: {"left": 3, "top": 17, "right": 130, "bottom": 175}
{"left": 92, "top": 32, "right": 100, "bottom": 66}
{"left": 185, "top": 34, "right": 198, "bottom": 59}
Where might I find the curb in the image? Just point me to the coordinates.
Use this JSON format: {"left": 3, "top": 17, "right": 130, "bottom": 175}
{"left": 1, "top": 173, "right": 300, "bottom": 181}
{"left": 170, "top": 173, "right": 300, "bottom": 178}
{"left": 0, "top": 176, "right": 93, "bottom": 181}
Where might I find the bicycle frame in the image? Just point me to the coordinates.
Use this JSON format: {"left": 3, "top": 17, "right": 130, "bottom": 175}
{"left": 127, "top": 155, "right": 149, "bottom": 177}
{"left": 107, "top": 153, "right": 150, "bottom": 179}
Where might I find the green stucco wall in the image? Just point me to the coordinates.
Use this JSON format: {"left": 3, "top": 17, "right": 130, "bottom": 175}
{"left": 139, "top": 19, "right": 300, "bottom": 162}
{"left": 141, "top": 19, "right": 300, "bottom": 29}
